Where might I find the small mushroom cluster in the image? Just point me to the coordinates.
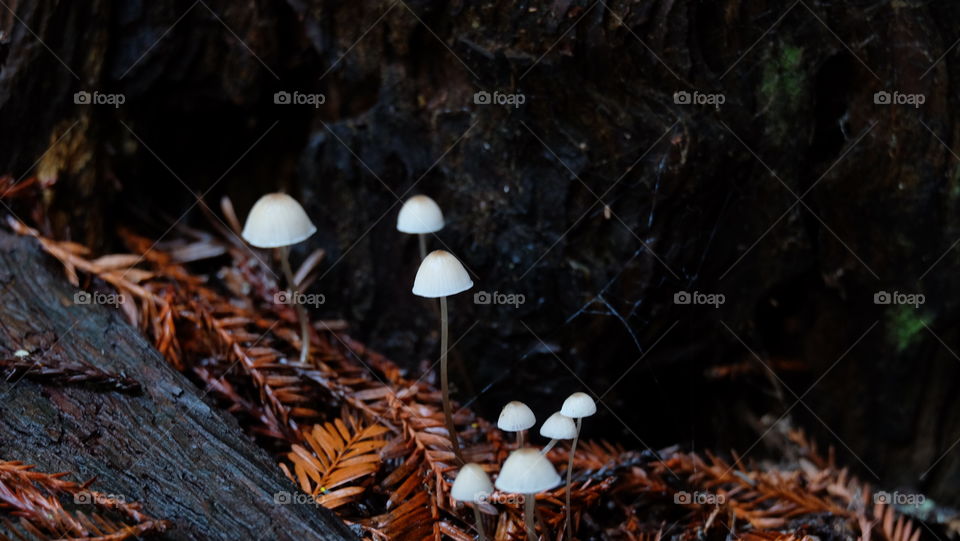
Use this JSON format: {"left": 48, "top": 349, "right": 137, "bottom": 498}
{"left": 451, "top": 392, "right": 597, "bottom": 540}
{"left": 240, "top": 193, "right": 597, "bottom": 539}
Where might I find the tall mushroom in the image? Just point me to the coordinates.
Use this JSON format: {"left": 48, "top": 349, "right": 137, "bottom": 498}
{"left": 397, "top": 194, "right": 444, "bottom": 260}
{"left": 241, "top": 193, "right": 317, "bottom": 363}
{"left": 497, "top": 401, "right": 536, "bottom": 447}
{"left": 538, "top": 411, "right": 577, "bottom": 454}
{"left": 560, "top": 392, "right": 597, "bottom": 538}
{"left": 495, "top": 448, "right": 561, "bottom": 540}
{"left": 412, "top": 249, "right": 473, "bottom": 463}
{"left": 451, "top": 463, "right": 494, "bottom": 541}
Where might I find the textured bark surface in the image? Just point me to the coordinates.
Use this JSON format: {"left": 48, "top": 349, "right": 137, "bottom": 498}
{"left": 0, "top": 0, "right": 958, "bottom": 510}
{"left": 0, "top": 232, "right": 354, "bottom": 540}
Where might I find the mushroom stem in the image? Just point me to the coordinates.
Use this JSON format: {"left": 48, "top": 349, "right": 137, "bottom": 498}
{"left": 524, "top": 493, "right": 536, "bottom": 540}
{"left": 418, "top": 233, "right": 427, "bottom": 260}
{"left": 280, "top": 246, "right": 310, "bottom": 363}
{"left": 472, "top": 504, "right": 487, "bottom": 541}
{"left": 565, "top": 417, "right": 581, "bottom": 539}
{"left": 440, "top": 296, "right": 463, "bottom": 463}
{"left": 540, "top": 439, "right": 558, "bottom": 455}
{"left": 517, "top": 430, "right": 525, "bottom": 448}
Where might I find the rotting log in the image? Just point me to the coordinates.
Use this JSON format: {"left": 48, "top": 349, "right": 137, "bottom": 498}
{"left": 0, "top": 231, "right": 355, "bottom": 540}
{"left": 1, "top": 0, "right": 960, "bottom": 509}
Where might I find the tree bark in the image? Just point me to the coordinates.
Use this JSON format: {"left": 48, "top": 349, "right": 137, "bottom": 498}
{"left": 0, "top": 232, "right": 354, "bottom": 540}
{"left": 1, "top": 0, "right": 959, "bottom": 510}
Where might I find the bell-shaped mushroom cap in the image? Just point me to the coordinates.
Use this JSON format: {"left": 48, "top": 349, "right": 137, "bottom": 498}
{"left": 397, "top": 195, "right": 444, "bottom": 234}
{"left": 494, "top": 448, "right": 561, "bottom": 494}
{"left": 539, "top": 412, "right": 577, "bottom": 440}
{"left": 451, "top": 463, "right": 494, "bottom": 503}
{"left": 497, "top": 401, "right": 536, "bottom": 432}
{"left": 560, "top": 392, "right": 597, "bottom": 418}
{"left": 241, "top": 193, "right": 317, "bottom": 248}
{"left": 412, "top": 250, "right": 473, "bottom": 298}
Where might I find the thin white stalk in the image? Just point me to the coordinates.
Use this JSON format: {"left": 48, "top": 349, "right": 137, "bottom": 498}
{"left": 472, "top": 504, "right": 487, "bottom": 541}
{"left": 280, "top": 246, "right": 310, "bottom": 363}
{"left": 440, "top": 296, "right": 463, "bottom": 463}
{"left": 418, "top": 233, "right": 427, "bottom": 260}
{"left": 540, "top": 439, "right": 559, "bottom": 455}
{"left": 524, "top": 492, "right": 536, "bottom": 540}
{"left": 565, "top": 417, "right": 581, "bottom": 539}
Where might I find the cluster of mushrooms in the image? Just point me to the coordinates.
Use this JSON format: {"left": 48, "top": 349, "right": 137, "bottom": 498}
{"left": 239, "top": 192, "right": 598, "bottom": 539}
{"left": 454, "top": 393, "right": 597, "bottom": 540}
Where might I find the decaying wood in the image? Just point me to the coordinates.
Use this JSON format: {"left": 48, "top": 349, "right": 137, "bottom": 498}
{"left": 0, "top": 231, "right": 354, "bottom": 540}
{"left": 0, "top": 211, "right": 941, "bottom": 540}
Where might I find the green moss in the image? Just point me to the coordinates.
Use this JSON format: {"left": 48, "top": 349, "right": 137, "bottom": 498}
{"left": 759, "top": 45, "right": 807, "bottom": 142}
{"left": 886, "top": 305, "right": 930, "bottom": 352}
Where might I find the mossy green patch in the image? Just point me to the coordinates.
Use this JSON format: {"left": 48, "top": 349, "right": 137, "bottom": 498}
{"left": 759, "top": 45, "right": 807, "bottom": 143}
{"left": 886, "top": 304, "right": 930, "bottom": 352}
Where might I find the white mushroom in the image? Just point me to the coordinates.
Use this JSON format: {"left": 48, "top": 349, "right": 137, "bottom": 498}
{"left": 397, "top": 194, "right": 444, "bottom": 259}
{"left": 559, "top": 391, "right": 597, "bottom": 538}
{"left": 498, "top": 401, "right": 536, "bottom": 447}
{"left": 451, "top": 463, "right": 493, "bottom": 540}
{"left": 495, "top": 448, "right": 561, "bottom": 539}
{"left": 242, "top": 193, "right": 316, "bottom": 363}
{"left": 412, "top": 250, "right": 473, "bottom": 463}
{"left": 538, "top": 411, "right": 577, "bottom": 454}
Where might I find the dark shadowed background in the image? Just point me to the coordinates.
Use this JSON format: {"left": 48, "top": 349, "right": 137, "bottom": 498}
{"left": 1, "top": 0, "right": 958, "bottom": 508}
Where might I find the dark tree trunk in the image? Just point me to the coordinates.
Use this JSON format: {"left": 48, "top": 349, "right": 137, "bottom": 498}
{"left": 0, "top": 232, "right": 354, "bottom": 540}
{"left": 1, "top": 0, "right": 959, "bottom": 513}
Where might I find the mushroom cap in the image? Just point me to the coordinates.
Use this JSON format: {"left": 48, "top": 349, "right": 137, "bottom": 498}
{"left": 494, "top": 448, "right": 561, "bottom": 494}
{"left": 539, "top": 412, "right": 577, "bottom": 440}
{"left": 560, "top": 392, "right": 597, "bottom": 418}
{"left": 241, "top": 193, "right": 317, "bottom": 248}
{"left": 497, "top": 401, "right": 536, "bottom": 432}
{"left": 412, "top": 250, "right": 473, "bottom": 298}
{"left": 397, "top": 195, "right": 444, "bottom": 234}
{"left": 451, "top": 463, "right": 494, "bottom": 503}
